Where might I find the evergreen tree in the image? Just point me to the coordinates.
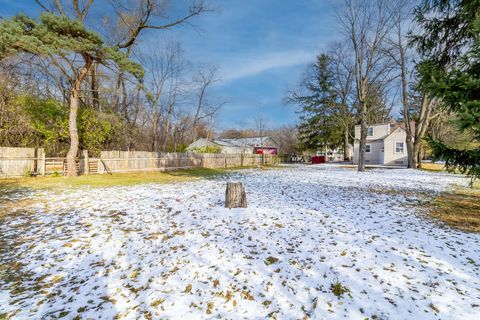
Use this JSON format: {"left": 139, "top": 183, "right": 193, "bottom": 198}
{"left": 290, "top": 54, "right": 349, "bottom": 153}
{"left": 414, "top": 0, "right": 480, "bottom": 185}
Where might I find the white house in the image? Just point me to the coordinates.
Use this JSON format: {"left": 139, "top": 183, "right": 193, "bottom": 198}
{"left": 353, "top": 123, "right": 408, "bottom": 166}
{"left": 187, "top": 136, "right": 279, "bottom": 154}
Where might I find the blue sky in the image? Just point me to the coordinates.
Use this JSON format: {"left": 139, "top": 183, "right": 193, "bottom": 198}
{"left": 172, "top": 0, "right": 339, "bottom": 130}
{"left": 1, "top": 0, "right": 340, "bottom": 130}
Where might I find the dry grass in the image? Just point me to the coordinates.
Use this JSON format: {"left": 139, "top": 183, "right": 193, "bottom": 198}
{"left": 428, "top": 187, "right": 480, "bottom": 233}
{"left": 0, "top": 168, "right": 228, "bottom": 190}
{"left": 0, "top": 165, "right": 280, "bottom": 191}
{"left": 419, "top": 162, "right": 446, "bottom": 172}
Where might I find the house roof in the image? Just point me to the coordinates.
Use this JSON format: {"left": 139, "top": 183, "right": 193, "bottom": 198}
{"left": 188, "top": 136, "right": 277, "bottom": 149}
{"left": 354, "top": 123, "right": 391, "bottom": 128}
{"left": 383, "top": 127, "right": 406, "bottom": 141}
{"left": 187, "top": 138, "right": 218, "bottom": 149}
{"left": 214, "top": 136, "right": 276, "bottom": 147}
{"left": 362, "top": 139, "right": 385, "bottom": 143}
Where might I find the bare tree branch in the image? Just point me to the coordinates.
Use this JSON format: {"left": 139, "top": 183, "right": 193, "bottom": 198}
{"left": 113, "top": 0, "right": 211, "bottom": 49}
{"left": 34, "top": 0, "right": 51, "bottom": 12}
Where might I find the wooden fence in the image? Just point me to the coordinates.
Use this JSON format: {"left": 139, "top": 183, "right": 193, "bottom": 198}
{"left": 0, "top": 147, "right": 45, "bottom": 177}
{"left": 0, "top": 147, "right": 279, "bottom": 177}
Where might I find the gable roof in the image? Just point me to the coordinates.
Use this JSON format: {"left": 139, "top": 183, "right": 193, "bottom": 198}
{"left": 187, "top": 138, "right": 219, "bottom": 149}
{"left": 383, "top": 127, "right": 406, "bottom": 141}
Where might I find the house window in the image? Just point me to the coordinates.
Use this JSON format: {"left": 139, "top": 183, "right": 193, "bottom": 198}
{"left": 395, "top": 142, "right": 404, "bottom": 153}
{"left": 365, "top": 144, "right": 371, "bottom": 153}
{"left": 367, "top": 127, "right": 374, "bottom": 136}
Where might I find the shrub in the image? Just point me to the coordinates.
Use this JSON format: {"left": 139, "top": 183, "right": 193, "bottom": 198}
{"left": 189, "top": 145, "right": 222, "bottom": 153}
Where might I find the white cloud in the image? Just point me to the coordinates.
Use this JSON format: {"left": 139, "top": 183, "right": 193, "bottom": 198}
{"left": 219, "top": 50, "right": 315, "bottom": 83}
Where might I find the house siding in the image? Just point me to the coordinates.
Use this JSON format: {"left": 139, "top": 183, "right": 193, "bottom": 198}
{"left": 354, "top": 124, "right": 390, "bottom": 141}
{"left": 353, "top": 124, "right": 389, "bottom": 164}
{"left": 353, "top": 140, "right": 384, "bottom": 164}
{"left": 383, "top": 128, "right": 408, "bottom": 166}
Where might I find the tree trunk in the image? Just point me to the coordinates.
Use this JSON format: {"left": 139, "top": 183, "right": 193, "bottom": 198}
{"left": 113, "top": 72, "right": 123, "bottom": 113}
{"left": 192, "top": 119, "right": 199, "bottom": 142}
{"left": 417, "top": 141, "right": 425, "bottom": 168}
{"left": 343, "top": 127, "right": 350, "bottom": 161}
{"left": 91, "top": 62, "right": 100, "bottom": 110}
{"left": 66, "top": 87, "right": 80, "bottom": 176}
{"left": 225, "top": 182, "right": 247, "bottom": 208}
{"left": 66, "top": 60, "right": 92, "bottom": 177}
{"left": 162, "top": 106, "right": 173, "bottom": 152}
{"left": 260, "top": 136, "right": 265, "bottom": 166}
{"left": 358, "top": 102, "right": 367, "bottom": 172}
{"left": 411, "top": 139, "right": 422, "bottom": 169}
{"left": 406, "top": 134, "right": 414, "bottom": 168}
{"left": 121, "top": 78, "right": 128, "bottom": 120}
{"left": 152, "top": 102, "right": 159, "bottom": 152}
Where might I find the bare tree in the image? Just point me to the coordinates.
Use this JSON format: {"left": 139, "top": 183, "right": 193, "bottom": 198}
{"left": 254, "top": 115, "right": 268, "bottom": 165}
{"left": 329, "top": 42, "right": 356, "bottom": 160}
{"left": 171, "top": 113, "right": 192, "bottom": 152}
{"left": 387, "top": 0, "right": 436, "bottom": 168}
{"left": 161, "top": 73, "right": 181, "bottom": 152}
{"left": 268, "top": 126, "right": 299, "bottom": 155}
{"left": 142, "top": 41, "right": 184, "bottom": 152}
{"left": 337, "top": 0, "right": 394, "bottom": 171}
{"left": 191, "top": 66, "right": 225, "bottom": 142}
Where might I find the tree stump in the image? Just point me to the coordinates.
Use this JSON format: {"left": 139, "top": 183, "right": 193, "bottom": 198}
{"left": 225, "top": 181, "right": 247, "bottom": 208}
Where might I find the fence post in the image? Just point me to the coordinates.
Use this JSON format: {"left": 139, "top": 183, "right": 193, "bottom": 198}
{"left": 38, "top": 148, "right": 45, "bottom": 176}
{"left": 98, "top": 151, "right": 105, "bottom": 174}
{"left": 82, "top": 150, "right": 89, "bottom": 175}
{"left": 125, "top": 151, "right": 129, "bottom": 173}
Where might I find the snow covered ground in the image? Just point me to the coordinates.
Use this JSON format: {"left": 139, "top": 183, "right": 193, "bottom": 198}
{"left": 1, "top": 164, "right": 479, "bottom": 319}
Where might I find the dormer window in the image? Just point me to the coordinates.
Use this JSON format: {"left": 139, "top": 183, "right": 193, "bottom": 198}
{"left": 367, "top": 127, "right": 374, "bottom": 136}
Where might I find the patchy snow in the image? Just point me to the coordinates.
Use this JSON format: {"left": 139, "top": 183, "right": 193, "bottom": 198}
{"left": 1, "top": 164, "right": 479, "bottom": 319}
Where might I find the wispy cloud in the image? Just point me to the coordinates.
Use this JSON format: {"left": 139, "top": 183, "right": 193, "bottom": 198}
{"left": 219, "top": 50, "right": 315, "bottom": 84}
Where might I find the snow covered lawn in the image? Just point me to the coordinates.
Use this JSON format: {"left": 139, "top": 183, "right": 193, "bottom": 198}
{"left": 1, "top": 164, "right": 479, "bottom": 319}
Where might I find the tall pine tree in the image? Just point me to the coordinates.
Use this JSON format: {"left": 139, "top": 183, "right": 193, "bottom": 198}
{"left": 289, "top": 54, "right": 350, "bottom": 154}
